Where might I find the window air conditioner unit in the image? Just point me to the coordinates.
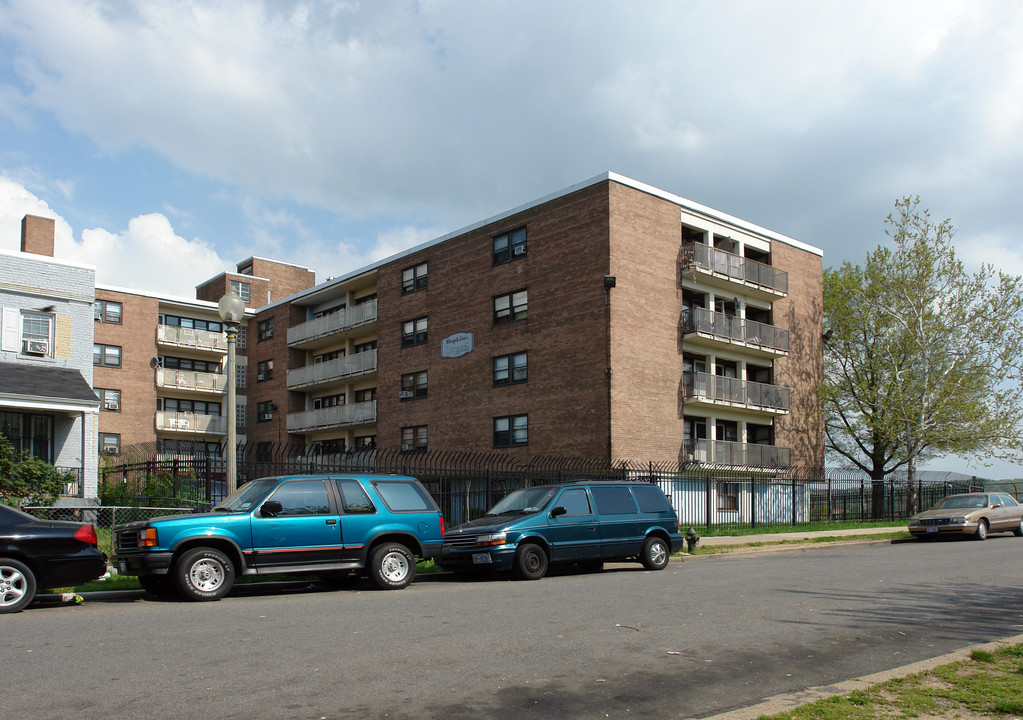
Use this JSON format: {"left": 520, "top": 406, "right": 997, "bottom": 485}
{"left": 260, "top": 412, "right": 273, "bottom": 421}
{"left": 257, "top": 373, "right": 266, "bottom": 381}
{"left": 107, "top": 402, "right": 120, "bottom": 411}
{"left": 513, "top": 245, "right": 527, "bottom": 256}
{"left": 401, "top": 444, "right": 412, "bottom": 451}
{"left": 24, "top": 339, "right": 49, "bottom": 355}
{"left": 398, "top": 390, "right": 414, "bottom": 399}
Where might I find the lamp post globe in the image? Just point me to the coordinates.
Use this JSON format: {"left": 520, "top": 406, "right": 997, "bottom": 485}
{"left": 218, "top": 292, "right": 245, "bottom": 497}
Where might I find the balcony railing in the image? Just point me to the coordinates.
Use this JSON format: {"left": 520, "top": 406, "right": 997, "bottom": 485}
{"left": 683, "top": 439, "right": 792, "bottom": 468}
{"left": 287, "top": 400, "right": 377, "bottom": 434}
{"left": 156, "top": 368, "right": 227, "bottom": 394}
{"left": 156, "top": 324, "right": 227, "bottom": 353}
{"left": 682, "top": 372, "right": 790, "bottom": 412}
{"left": 681, "top": 242, "right": 788, "bottom": 294}
{"left": 288, "top": 300, "right": 378, "bottom": 347}
{"left": 286, "top": 350, "right": 378, "bottom": 390}
{"left": 156, "top": 411, "right": 227, "bottom": 435}
{"left": 682, "top": 308, "right": 790, "bottom": 353}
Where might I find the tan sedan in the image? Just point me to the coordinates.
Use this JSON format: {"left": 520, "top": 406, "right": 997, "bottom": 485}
{"left": 908, "top": 492, "right": 1023, "bottom": 540}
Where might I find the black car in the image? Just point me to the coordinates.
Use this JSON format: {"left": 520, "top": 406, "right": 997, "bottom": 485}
{"left": 1, "top": 504, "right": 108, "bottom": 614}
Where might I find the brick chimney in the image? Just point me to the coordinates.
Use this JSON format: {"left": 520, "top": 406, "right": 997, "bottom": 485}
{"left": 21, "top": 214, "right": 56, "bottom": 257}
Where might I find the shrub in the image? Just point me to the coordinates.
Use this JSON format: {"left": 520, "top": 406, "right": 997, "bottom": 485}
{"left": 0, "top": 435, "right": 67, "bottom": 507}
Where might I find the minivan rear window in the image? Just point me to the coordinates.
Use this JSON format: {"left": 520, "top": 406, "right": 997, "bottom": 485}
{"left": 372, "top": 480, "right": 435, "bottom": 512}
{"left": 591, "top": 486, "right": 638, "bottom": 515}
{"left": 632, "top": 485, "right": 673, "bottom": 513}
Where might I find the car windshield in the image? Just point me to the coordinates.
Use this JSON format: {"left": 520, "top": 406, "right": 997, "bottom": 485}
{"left": 935, "top": 495, "right": 988, "bottom": 510}
{"left": 486, "top": 487, "right": 559, "bottom": 515}
{"left": 214, "top": 478, "right": 279, "bottom": 512}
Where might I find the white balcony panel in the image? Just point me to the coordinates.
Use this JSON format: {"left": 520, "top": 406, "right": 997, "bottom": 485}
{"left": 286, "top": 350, "right": 378, "bottom": 390}
{"left": 156, "top": 368, "right": 227, "bottom": 394}
{"left": 156, "top": 411, "right": 227, "bottom": 436}
{"left": 287, "top": 400, "right": 377, "bottom": 434}
{"left": 288, "top": 300, "right": 378, "bottom": 348}
{"left": 156, "top": 324, "right": 227, "bottom": 353}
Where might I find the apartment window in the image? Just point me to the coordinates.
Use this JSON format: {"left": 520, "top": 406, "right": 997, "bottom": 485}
{"left": 400, "top": 371, "right": 428, "bottom": 400}
{"left": 494, "top": 352, "right": 527, "bottom": 385}
{"left": 718, "top": 483, "right": 740, "bottom": 512}
{"left": 159, "top": 398, "right": 221, "bottom": 416}
{"left": 715, "top": 420, "right": 739, "bottom": 442}
{"left": 494, "top": 414, "right": 528, "bottom": 447}
{"left": 312, "top": 439, "right": 346, "bottom": 455}
{"left": 100, "top": 433, "right": 121, "bottom": 455}
{"left": 230, "top": 280, "right": 250, "bottom": 303}
{"left": 96, "top": 389, "right": 121, "bottom": 412}
{"left": 257, "top": 360, "right": 273, "bottom": 381}
{"left": 313, "top": 393, "right": 345, "bottom": 409}
{"left": 402, "top": 262, "right": 428, "bottom": 294}
{"left": 354, "top": 435, "right": 376, "bottom": 450}
{"left": 493, "top": 290, "right": 528, "bottom": 324}
{"left": 18, "top": 312, "right": 52, "bottom": 357}
{"left": 354, "top": 387, "right": 377, "bottom": 403}
{"left": 0, "top": 412, "right": 53, "bottom": 463}
{"left": 93, "top": 344, "right": 121, "bottom": 367}
{"left": 401, "top": 425, "right": 427, "bottom": 452}
{"left": 257, "top": 401, "right": 275, "bottom": 422}
{"left": 159, "top": 314, "right": 222, "bottom": 332}
{"left": 258, "top": 318, "right": 274, "bottom": 341}
{"left": 355, "top": 340, "right": 377, "bottom": 354}
{"left": 94, "top": 300, "right": 122, "bottom": 324}
{"left": 313, "top": 304, "right": 345, "bottom": 319}
{"left": 314, "top": 349, "right": 342, "bottom": 364}
{"left": 401, "top": 317, "right": 428, "bottom": 347}
{"left": 493, "top": 227, "right": 527, "bottom": 264}
{"left": 159, "top": 356, "right": 221, "bottom": 373}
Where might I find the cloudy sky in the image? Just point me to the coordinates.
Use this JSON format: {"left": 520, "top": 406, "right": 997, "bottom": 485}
{"left": 1, "top": 0, "right": 1021, "bottom": 476}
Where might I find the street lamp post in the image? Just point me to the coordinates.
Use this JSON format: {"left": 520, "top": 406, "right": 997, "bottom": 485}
{"left": 218, "top": 292, "right": 246, "bottom": 497}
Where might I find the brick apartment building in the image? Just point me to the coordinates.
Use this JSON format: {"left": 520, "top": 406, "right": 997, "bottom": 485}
{"left": 4, "top": 172, "right": 824, "bottom": 495}
{"left": 245, "top": 173, "right": 824, "bottom": 468}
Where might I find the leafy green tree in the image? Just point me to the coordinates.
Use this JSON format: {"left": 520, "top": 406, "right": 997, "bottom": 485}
{"left": 822, "top": 197, "right": 1023, "bottom": 513}
{"left": 0, "top": 435, "right": 67, "bottom": 507}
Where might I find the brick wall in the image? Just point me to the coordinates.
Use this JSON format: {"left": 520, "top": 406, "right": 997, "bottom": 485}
{"left": 94, "top": 289, "right": 160, "bottom": 448}
{"left": 375, "top": 182, "right": 613, "bottom": 457}
{"left": 771, "top": 242, "right": 825, "bottom": 467}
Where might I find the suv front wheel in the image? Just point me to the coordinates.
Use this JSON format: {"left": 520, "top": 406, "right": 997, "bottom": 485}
{"left": 176, "top": 547, "right": 235, "bottom": 601}
{"left": 369, "top": 542, "right": 416, "bottom": 590}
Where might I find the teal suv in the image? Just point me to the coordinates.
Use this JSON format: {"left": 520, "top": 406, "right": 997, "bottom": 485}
{"left": 112, "top": 474, "right": 445, "bottom": 601}
{"left": 439, "top": 482, "right": 683, "bottom": 580}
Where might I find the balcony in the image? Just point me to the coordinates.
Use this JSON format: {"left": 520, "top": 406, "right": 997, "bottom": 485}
{"left": 682, "top": 308, "right": 789, "bottom": 357}
{"left": 681, "top": 242, "right": 788, "bottom": 299}
{"left": 288, "top": 300, "right": 377, "bottom": 350}
{"left": 155, "top": 411, "right": 227, "bottom": 436}
{"left": 286, "top": 350, "right": 378, "bottom": 391}
{"left": 156, "top": 324, "right": 227, "bottom": 354}
{"left": 156, "top": 368, "right": 227, "bottom": 395}
{"left": 683, "top": 439, "right": 792, "bottom": 469}
{"left": 287, "top": 400, "right": 377, "bottom": 434}
{"left": 683, "top": 372, "right": 790, "bottom": 415}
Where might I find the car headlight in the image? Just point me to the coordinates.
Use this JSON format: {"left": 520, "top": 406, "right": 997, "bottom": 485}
{"left": 476, "top": 532, "right": 507, "bottom": 547}
{"left": 952, "top": 516, "right": 967, "bottom": 524}
{"left": 908, "top": 519, "right": 920, "bottom": 526}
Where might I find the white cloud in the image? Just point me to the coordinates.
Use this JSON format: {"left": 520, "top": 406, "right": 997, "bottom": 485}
{"left": 0, "top": 176, "right": 231, "bottom": 296}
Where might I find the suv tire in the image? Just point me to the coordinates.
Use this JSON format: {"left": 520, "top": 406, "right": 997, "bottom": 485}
{"left": 640, "top": 536, "right": 670, "bottom": 570}
{"left": 176, "top": 547, "right": 235, "bottom": 601}
{"left": 514, "top": 543, "right": 548, "bottom": 580}
{"left": 369, "top": 543, "right": 416, "bottom": 590}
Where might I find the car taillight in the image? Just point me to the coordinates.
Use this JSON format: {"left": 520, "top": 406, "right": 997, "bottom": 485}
{"left": 74, "top": 524, "right": 98, "bottom": 546}
{"left": 439, "top": 515, "right": 445, "bottom": 537}
{"left": 139, "top": 527, "right": 159, "bottom": 548}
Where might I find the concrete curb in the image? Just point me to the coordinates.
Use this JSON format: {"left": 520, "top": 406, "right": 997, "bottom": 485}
{"left": 682, "top": 632, "right": 1023, "bottom": 720}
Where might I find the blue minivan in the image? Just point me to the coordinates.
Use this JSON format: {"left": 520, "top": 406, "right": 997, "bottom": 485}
{"left": 439, "top": 482, "right": 683, "bottom": 579}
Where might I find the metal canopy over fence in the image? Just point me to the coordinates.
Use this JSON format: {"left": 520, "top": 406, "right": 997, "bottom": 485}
{"left": 98, "top": 442, "right": 981, "bottom": 529}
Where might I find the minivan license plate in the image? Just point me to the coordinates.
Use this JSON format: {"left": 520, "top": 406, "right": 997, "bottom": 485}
{"left": 927, "top": 526, "right": 938, "bottom": 533}
{"left": 472, "top": 552, "right": 491, "bottom": 564}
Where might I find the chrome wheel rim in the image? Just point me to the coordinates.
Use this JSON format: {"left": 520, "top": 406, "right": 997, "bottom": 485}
{"left": 189, "top": 558, "right": 226, "bottom": 592}
{"left": 0, "top": 566, "right": 27, "bottom": 608}
{"left": 379, "top": 551, "right": 409, "bottom": 583}
{"left": 650, "top": 542, "right": 667, "bottom": 566}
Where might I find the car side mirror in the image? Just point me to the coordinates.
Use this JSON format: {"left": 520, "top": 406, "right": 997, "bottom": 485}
{"left": 261, "top": 500, "right": 283, "bottom": 517}
{"left": 991, "top": 503, "right": 1002, "bottom": 509}
{"left": 550, "top": 506, "right": 567, "bottom": 518}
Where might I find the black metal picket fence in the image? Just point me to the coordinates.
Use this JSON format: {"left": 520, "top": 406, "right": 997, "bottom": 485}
{"left": 97, "top": 442, "right": 980, "bottom": 529}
